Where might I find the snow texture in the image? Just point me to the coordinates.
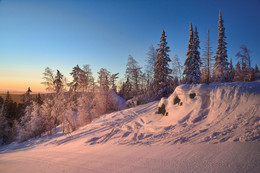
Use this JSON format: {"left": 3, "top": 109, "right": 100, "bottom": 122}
{"left": 1, "top": 81, "right": 260, "bottom": 173}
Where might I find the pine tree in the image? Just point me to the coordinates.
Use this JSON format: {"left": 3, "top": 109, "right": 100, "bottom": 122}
{"left": 154, "top": 29, "right": 172, "bottom": 97}
{"left": 213, "top": 10, "right": 230, "bottom": 82}
{"left": 201, "top": 29, "right": 213, "bottom": 84}
{"left": 184, "top": 23, "right": 201, "bottom": 84}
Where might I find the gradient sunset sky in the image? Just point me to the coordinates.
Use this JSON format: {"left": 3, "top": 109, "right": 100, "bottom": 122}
{"left": 0, "top": 0, "right": 260, "bottom": 93}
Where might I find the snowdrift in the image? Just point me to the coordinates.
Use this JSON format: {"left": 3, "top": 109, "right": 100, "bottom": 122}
{"left": 1, "top": 82, "right": 260, "bottom": 173}
{"left": 159, "top": 81, "right": 260, "bottom": 143}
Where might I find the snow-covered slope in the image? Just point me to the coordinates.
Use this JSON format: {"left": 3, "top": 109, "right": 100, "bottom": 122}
{"left": 0, "top": 82, "right": 260, "bottom": 173}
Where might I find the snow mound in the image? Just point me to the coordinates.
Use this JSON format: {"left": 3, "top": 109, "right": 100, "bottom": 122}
{"left": 159, "top": 81, "right": 260, "bottom": 143}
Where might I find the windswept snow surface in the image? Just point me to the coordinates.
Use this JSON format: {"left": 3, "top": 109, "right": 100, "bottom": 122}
{"left": 1, "top": 82, "right": 260, "bottom": 173}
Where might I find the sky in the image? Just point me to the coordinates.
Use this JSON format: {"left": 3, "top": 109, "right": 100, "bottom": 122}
{"left": 0, "top": 0, "right": 260, "bottom": 93}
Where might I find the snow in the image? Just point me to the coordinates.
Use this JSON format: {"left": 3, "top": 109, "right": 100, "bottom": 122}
{"left": 1, "top": 82, "right": 260, "bottom": 172}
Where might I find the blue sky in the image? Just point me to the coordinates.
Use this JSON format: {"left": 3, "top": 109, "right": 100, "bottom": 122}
{"left": 0, "top": 0, "right": 260, "bottom": 92}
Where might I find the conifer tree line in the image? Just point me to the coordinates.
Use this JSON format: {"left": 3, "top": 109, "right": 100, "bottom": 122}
{"left": 1, "top": 10, "right": 259, "bottom": 145}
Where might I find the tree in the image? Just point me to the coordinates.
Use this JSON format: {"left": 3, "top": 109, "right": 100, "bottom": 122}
{"left": 172, "top": 54, "right": 183, "bottom": 81}
{"left": 230, "top": 58, "right": 235, "bottom": 82}
{"left": 110, "top": 73, "right": 119, "bottom": 91}
{"left": 23, "top": 87, "right": 32, "bottom": 106}
{"left": 98, "top": 68, "right": 111, "bottom": 90}
{"left": 54, "top": 70, "right": 64, "bottom": 93}
{"left": 78, "top": 92, "right": 94, "bottom": 126}
{"left": 81, "top": 64, "right": 94, "bottom": 92}
{"left": 69, "top": 65, "right": 82, "bottom": 91}
{"left": 236, "top": 45, "right": 251, "bottom": 68}
{"left": 41, "top": 67, "right": 55, "bottom": 91}
{"left": 234, "top": 62, "right": 242, "bottom": 81}
{"left": 125, "top": 55, "right": 142, "bottom": 95}
{"left": 145, "top": 45, "right": 157, "bottom": 84}
{"left": 201, "top": 29, "right": 213, "bottom": 84}
{"left": 35, "top": 93, "right": 43, "bottom": 105}
{"left": 0, "top": 105, "right": 8, "bottom": 145}
{"left": 154, "top": 29, "right": 172, "bottom": 97}
{"left": 184, "top": 23, "right": 201, "bottom": 84}
{"left": 213, "top": 10, "right": 230, "bottom": 82}
{"left": 235, "top": 45, "right": 252, "bottom": 81}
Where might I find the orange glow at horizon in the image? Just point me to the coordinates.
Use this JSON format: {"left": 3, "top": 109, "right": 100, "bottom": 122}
{"left": 0, "top": 80, "right": 47, "bottom": 93}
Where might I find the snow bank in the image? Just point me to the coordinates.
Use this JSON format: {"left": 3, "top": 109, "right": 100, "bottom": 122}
{"left": 159, "top": 81, "right": 260, "bottom": 143}
{"left": 0, "top": 82, "right": 259, "bottom": 173}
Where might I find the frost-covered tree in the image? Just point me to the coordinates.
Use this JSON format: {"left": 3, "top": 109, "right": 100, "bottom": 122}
{"left": 230, "top": 58, "right": 235, "bottom": 82}
{"left": 69, "top": 65, "right": 81, "bottom": 91}
{"left": 234, "top": 62, "right": 242, "bottom": 81}
{"left": 0, "top": 105, "right": 8, "bottom": 145}
{"left": 201, "top": 29, "right": 213, "bottom": 84}
{"left": 22, "top": 87, "right": 32, "bottom": 106}
{"left": 172, "top": 54, "right": 183, "bottom": 81}
{"left": 81, "top": 64, "right": 94, "bottom": 92}
{"left": 42, "top": 67, "right": 67, "bottom": 92}
{"left": 125, "top": 55, "right": 142, "bottom": 94}
{"left": 213, "top": 11, "right": 230, "bottom": 82}
{"left": 35, "top": 93, "right": 43, "bottom": 105}
{"left": 236, "top": 45, "right": 251, "bottom": 68}
{"left": 184, "top": 23, "right": 201, "bottom": 84}
{"left": 154, "top": 29, "right": 172, "bottom": 97}
{"left": 54, "top": 70, "right": 64, "bottom": 93}
{"left": 98, "top": 68, "right": 111, "bottom": 90}
{"left": 41, "top": 67, "right": 55, "bottom": 91}
{"left": 110, "top": 73, "right": 119, "bottom": 91}
{"left": 118, "top": 77, "right": 132, "bottom": 100}
{"left": 235, "top": 45, "right": 253, "bottom": 81}
{"left": 77, "top": 92, "right": 94, "bottom": 126}
{"left": 145, "top": 45, "right": 157, "bottom": 84}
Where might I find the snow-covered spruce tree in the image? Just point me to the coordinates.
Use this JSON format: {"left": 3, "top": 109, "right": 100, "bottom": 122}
{"left": 125, "top": 55, "right": 142, "bottom": 96}
{"left": 184, "top": 23, "right": 201, "bottom": 84}
{"left": 201, "top": 29, "right": 213, "bottom": 84}
{"left": 213, "top": 11, "right": 230, "bottom": 82}
{"left": 154, "top": 29, "right": 172, "bottom": 98}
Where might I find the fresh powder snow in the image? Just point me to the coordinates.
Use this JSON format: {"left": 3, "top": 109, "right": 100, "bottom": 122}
{"left": 0, "top": 81, "right": 259, "bottom": 173}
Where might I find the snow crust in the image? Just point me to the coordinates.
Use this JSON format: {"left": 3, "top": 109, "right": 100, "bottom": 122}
{"left": 0, "top": 81, "right": 259, "bottom": 172}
